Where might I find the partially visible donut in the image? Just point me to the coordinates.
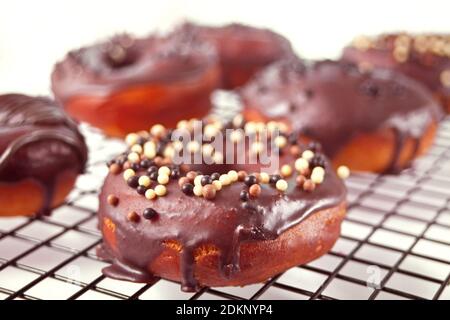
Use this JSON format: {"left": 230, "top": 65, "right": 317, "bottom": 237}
{"left": 51, "top": 32, "right": 221, "bottom": 137}
{"left": 342, "top": 33, "right": 450, "bottom": 113}
{"left": 240, "top": 59, "right": 443, "bottom": 173}
{"left": 178, "top": 22, "right": 295, "bottom": 89}
{"left": 0, "top": 94, "right": 88, "bottom": 216}
{"left": 97, "top": 118, "right": 347, "bottom": 291}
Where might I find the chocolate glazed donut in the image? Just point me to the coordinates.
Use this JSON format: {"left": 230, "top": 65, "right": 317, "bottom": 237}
{"left": 51, "top": 32, "right": 221, "bottom": 137}
{"left": 342, "top": 33, "right": 450, "bottom": 113}
{"left": 97, "top": 118, "right": 347, "bottom": 291}
{"left": 240, "top": 59, "right": 444, "bottom": 173}
{"left": 177, "top": 22, "right": 295, "bottom": 89}
{"left": 0, "top": 94, "right": 87, "bottom": 216}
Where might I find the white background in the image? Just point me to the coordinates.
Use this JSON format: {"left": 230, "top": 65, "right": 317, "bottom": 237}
{"left": 0, "top": 0, "right": 448, "bottom": 95}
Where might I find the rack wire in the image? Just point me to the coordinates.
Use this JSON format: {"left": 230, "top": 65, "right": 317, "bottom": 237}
{"left": 0, "top": 103, "right": 449, "bottom": 299}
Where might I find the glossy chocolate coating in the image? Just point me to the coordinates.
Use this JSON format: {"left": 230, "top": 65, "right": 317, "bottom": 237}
{"left": 342, "top": 33, "right": 450, "bottom": 108}
{"left": 51, "top": 32, "right": 219, "bottom": 103}
{"left": 176, "top": 22, "right": 295, "bottom": 88}
{"left": 240, "top": 59, "right": 443, "bottom": 172}
{"left": 0, "top": 94, "right": 87, "bottom": 214}
{"left": 98, "top": 140, "right": 346, "bottom": 291}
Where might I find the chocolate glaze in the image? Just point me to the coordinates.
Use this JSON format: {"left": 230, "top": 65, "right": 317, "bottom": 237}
{"left": 0, "top": 94, "right": 88, "bottom": 215}
{"left": 98, "top": 140, "right": 346, "bottom": 291}
{"left": 342, "top": 33, "right": 450, "bottom": 108}
{"left": 240, "top": 59, "right": 443, "bottom": 172}
{"left": 51, "top": 31, "right": 219, "bottom": 103}
{"left": 176, "top": 22, "right": 295, "bottom": 88}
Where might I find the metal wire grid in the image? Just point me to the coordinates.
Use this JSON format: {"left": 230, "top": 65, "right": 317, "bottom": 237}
{"left": 0, "top": 114, "right": 449, "bottom": 300}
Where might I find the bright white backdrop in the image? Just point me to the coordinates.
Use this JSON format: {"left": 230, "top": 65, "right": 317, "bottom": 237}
{"left": 0, "top": 0, "right": 448, "bottom": 95}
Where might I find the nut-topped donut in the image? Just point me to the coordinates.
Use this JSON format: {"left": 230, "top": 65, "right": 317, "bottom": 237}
{"left": 240, "top": 59, "right": 443, "bottom": 173}
{"left": 51, "top": 32, "right": 221, "bottom": 137}
{"left": 342, "top": 33, "right": 450, "bottom": 113}
{"left": 0, "top": 94, "right": 87, "bottom": 216}
{"left": 177, "top": 22, "right": 295, "bottom": 89}
{"left": 97, "top": 117, "right": 347, "bottom": 291}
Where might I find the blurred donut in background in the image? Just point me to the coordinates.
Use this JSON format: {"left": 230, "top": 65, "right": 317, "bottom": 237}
{"left": 0, "top": 94, "right": 87, "bottom": 216}
{"left": 342, "top": 33, "right": 450, "bottom": 113}
{"left": 52, "top": 32, "right": 221, "bottom": 137}
{"left": 177, "top": 22, "right": 295, "bottom": 89}
{"left": 240, "top": 59, "right": 443, "bottom": 173}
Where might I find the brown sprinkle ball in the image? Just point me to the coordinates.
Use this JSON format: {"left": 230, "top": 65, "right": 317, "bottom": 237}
{"left": 153, "top": 156, "right": 164, "bottom": 167}
{"left": 289, "top": 145, "right": 301, "bottom": 157}
{"left": 178, "top": 177, "right": 191, "bottom": 187}
{"left": 123, "top": 161, "right": 131, "bottom": 170}
{"left": 186, "top": 171, "right": 197, "bottom": 182}
{"left": 296, "top": 175, "right": 306, "bottom": 188}
{"left": 109, "top": 163, "right": 121, "bottom": 174}
{"left": 237, "top": 170, "right": 247, "bottom": 182}
{"left": 127, "top": 211, "right": 140, "bottom": 222}
{"left": 249, "top": 184, "right": 261, "bottom": 198}
{"left": 303, "top": 179, "right": 316, "bottom": 192}
{"left": 107, "top": 194, "right": 119, "bottom": 207}
{"left": 202, "top": 184, "right": 216, "bottom": 200}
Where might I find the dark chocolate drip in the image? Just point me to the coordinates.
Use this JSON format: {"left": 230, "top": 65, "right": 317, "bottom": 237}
{"left": 240, "top": 59, "right": 443, "bottom": 172}
{"left": 0, "top": 94, "right": 88, "bottom": 215}
{"left": 386, "top": 128, "right": 406, "bottom": 174}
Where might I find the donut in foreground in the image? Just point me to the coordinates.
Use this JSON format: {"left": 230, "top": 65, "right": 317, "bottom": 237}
{"left": 51, "top": 33, "right": 221, "bottom": 137}
{"left": 0, "top": 94, "right": 88, "bottom": 216}
{"left": 342, "top": 33, "right": 450, "bottom": 113}
{"left": 240, "top": 59, "right": 443, "bottom": 173}
{"left": 178, "top": 22, "right": 295, "bottom": 89}
{"left": 97, "top": 118, "right": 347, "bottom": 291}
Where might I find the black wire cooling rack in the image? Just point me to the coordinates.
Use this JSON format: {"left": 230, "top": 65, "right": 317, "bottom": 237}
{"left": 0, "top": 96, "right": 449, "bottom": 299}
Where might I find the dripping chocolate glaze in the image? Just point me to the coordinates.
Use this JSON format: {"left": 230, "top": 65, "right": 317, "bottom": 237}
{"left": 51, "top": 31, "right": 219, "bottom": 104}
{"left": 0, "top": 94, "right": 88, "bottom": 215}
{"left": 342, "top": 33, "right": 450, "bottom": 102}
{"left": 240, "top": 59, "right": 444, "bottom": 173}
{"left": 98, "top": 143, "right": 346, "bottom": 292}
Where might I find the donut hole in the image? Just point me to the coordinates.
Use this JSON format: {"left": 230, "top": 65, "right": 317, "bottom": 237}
{"left": 104, "top": 45, "right": 139, "bottom": 69}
